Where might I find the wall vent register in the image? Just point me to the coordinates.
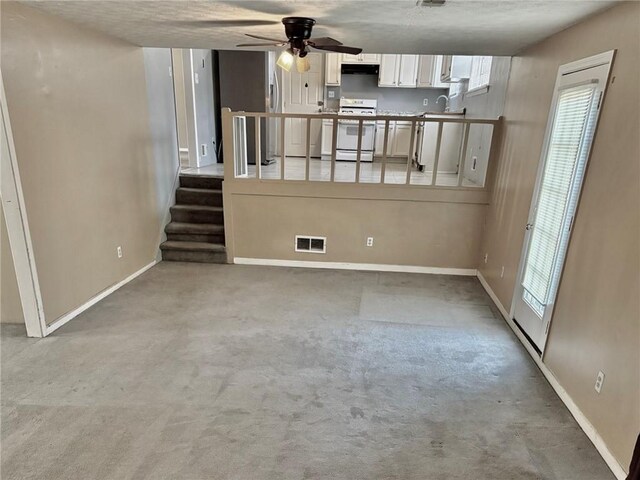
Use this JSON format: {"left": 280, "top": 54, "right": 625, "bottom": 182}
{"left": 295, "top": 236, "right": 326, "bottom": 253}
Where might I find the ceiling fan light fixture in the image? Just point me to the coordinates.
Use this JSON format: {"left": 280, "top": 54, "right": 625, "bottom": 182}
{"left": 276, "top": 48, "right": 295, "bottom": 72}
{"left": 296, "top": 55, "right": 311, "bottom": 73}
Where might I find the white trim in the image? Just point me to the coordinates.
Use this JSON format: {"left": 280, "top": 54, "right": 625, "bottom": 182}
{"left": 234, "top": 257, "right": 477, "bottom": 276}
{"left": 560, "top": 50, "right": 615, "bottom": 76}
{"left": 45, "top": 261, "right": 156, "bottom": 336}
{"left": 477, "top": 271, "right": 627, "bottom": 480}
{"left": 0, "top": 71, "right": 47, "bottom": 338}
{"left": 464, "top": 84, "right": 489, "bottom": 98}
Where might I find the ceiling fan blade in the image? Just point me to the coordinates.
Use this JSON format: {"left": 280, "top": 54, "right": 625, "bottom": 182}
{"left": 307, "top": 37, "right": 343, "bottom": 47}
{"left": 311, "top": 44, "right": 363, "bottom": 55}
{"left": 172, "top": 19, "right": 280, "bottom": 27}
{"left": 236, "top": 42, "right": 286, "bottom": 47}
{"left": 245, "top": 33, "right": 288, "bottom": 43}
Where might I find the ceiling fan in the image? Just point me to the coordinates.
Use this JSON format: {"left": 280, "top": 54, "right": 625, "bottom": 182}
{"left": 236, "top": 17, "right": 363, "bottom": 73}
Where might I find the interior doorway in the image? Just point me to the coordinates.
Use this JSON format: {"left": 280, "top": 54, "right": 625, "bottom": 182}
{"left": 281, "top": 52, "right": 324, "bottom": 158}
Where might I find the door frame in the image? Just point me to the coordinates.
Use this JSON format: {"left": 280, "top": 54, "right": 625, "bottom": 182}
{"left": 510, "top": 50, "right": 616, "bottom": 356}
{"left": 0, "top": 71, "right": 47, "bottom": 337}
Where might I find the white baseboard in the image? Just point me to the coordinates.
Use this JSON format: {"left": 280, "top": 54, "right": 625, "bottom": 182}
{"left": 45, "top": 261, "right": 157, "bottom": 336}
{"left": 476, "top": 271, "right": 627, "bottom": 480}
{"left": 233, "top": 257, "right": 477, "bottom": 276}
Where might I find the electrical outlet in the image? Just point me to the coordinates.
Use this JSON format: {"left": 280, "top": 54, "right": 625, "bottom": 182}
{"left": 194, "top": 72, "right": 200, "bottom": 84}
{"left": 500, "top": 266, "right": 505, "bottom": 278}
{"left": 423, "top": 98, "right": 429, "bottom": 106}
{"left": 366, "top": 237, "right": 374, "bottom": 247}
{"left": 484, "top": 253, "right": 488, "bottom": 264}
{"left": 594, "top": 371, "right": 605, "bottom": 393}
{"left": 117, "top": 246, "right": 123, "bottom": 259}
{"left": 328, "top": 90, "right": 335, "bottom": 98}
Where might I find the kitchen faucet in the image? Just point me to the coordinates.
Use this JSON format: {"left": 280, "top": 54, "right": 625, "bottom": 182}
{"left": 436, "top": 94, "right": 450, "bottom": 112}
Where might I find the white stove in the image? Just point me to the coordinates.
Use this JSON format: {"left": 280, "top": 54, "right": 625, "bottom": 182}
{"left": 336, "top": 98, "right": 377, "bottom": 162}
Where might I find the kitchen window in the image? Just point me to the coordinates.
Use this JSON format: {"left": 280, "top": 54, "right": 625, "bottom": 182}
{"left": 467, "top": 56, "right": 493, "bottom": 95}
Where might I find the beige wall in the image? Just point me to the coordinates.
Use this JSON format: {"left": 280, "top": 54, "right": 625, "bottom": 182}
{"left": 1, "top": 207, "right": 24, "bottom": 324}
{"left": 230, "top": 194, "right": 485, "bottom": 269}
{"left": 1, "top": 2, "right": 176, "bottom": 325}
{"left": 479, "top": 2, "right": 640, "bottom": 471}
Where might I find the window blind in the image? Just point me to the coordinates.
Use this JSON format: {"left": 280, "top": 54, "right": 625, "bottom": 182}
{"left": 522, "top": 84, "right": 598, "bottom": 311}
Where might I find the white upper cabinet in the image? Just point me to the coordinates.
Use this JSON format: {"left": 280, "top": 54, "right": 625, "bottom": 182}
{"left": 416, "top": 55, "right": 436, "bottom": 88}
{"left": 440, "top": 55, "right": 472, "bottom": 83}
{"left": 378, "top": 54, "right": 419, "bottom": 88}
{"left": 341, "top": 53, "right": 381, "bottom": 64}
{"left": 361, "top": 53, "right": 381, "bottom": 64}
{"left": 431, "top": 55, "right": 450, "bottom": 88}
{"left": 397, "top": 55, "right": 419, "bottom": 88}
{"left": 378, "top": 54, "right": 400, "bottom": 87}
{"left": 417, "top": 55, "right": 450, "bottom": 89}
{"left": 325, "top": 53, "right": 341, "bottom": 86}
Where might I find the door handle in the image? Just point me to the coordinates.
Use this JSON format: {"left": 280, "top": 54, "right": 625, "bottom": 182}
{"left": 525, "top": 223, "right": 534, "bottom": 231}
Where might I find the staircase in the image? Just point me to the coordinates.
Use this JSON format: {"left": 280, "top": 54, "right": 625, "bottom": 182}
{"left": 160, "top": 174, "right": 227, "bottom": 264}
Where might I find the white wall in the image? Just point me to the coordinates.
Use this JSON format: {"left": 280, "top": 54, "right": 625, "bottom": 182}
{"left": 143, "top": 47, "right": 180, "bottom": 250}
{"left": 191, "top": 49, "right": 218, "bottom": 166}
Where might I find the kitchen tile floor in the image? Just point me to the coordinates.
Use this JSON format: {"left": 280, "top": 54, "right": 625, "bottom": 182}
{"left": 182, "top": 158, "right": 480, "bottom": 187}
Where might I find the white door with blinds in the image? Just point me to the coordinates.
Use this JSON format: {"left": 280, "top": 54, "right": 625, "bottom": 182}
{"left": 513, "top": 52, "right": 614, "bottom": 353}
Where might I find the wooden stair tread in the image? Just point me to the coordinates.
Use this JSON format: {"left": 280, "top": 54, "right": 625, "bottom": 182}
{"left": 170, "top": 204, "right": 223, "bottom": 212}
{"left": 179, "top": 174, "right": 223, "bottom": 179}
{"left": 165, "top": 222, "right": 224, "bottom": 234}
{"left": 160, "top": 241, "right": 226, "bottom": 252}
{"left": 176, "top": 187, "right": 222, "bottom": 194}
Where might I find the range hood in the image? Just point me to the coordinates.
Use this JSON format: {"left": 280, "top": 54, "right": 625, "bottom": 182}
{"left": 341, "top": 64, "right": 379, "bottom": 75}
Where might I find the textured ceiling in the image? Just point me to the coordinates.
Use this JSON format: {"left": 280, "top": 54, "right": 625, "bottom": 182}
{"left": 19, "top": 0, "right": 618, "bottom": 55}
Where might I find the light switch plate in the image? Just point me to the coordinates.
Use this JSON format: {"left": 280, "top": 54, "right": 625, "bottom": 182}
{"left": 328, "top": 91, "right": 335, "bottom": 98}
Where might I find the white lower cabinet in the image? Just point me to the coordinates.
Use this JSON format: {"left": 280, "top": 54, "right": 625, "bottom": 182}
{"left": 375, "top": 121, "right": 393, "bottom": 156}
{"left": 391, "top": 122, "right": 413, "bottom": 156}
{"left": 321, "top": 120, "right": 334, "bottom": 159}
{"left": 375, "top": 121, "right": 416, "bottom": 158}
{"left": 418, "top": 120, "right": 465, "bottom": 173}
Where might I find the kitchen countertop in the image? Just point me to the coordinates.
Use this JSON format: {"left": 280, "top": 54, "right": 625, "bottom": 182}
{"left": 320, "top": 109, "right": 465, "bottom": 117}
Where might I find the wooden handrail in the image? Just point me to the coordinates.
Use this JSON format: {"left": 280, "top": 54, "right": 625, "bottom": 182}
{"left": 221, "top": 107, "right": 504, "bottom": 191}
{"left": 226, "top": 110, "right": 501, "bottom": 125}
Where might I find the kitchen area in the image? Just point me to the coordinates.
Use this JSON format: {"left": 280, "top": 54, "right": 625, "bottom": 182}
{"left": 210, "top": 48, "right": 509, "bottom": 187}
{"left": 317, "top": 52, "right": 497, "bottom": 186}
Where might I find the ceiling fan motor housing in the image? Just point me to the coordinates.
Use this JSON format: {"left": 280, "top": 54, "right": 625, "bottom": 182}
{"left": 282, "top": 17, "right": 316, "bottom": 53}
